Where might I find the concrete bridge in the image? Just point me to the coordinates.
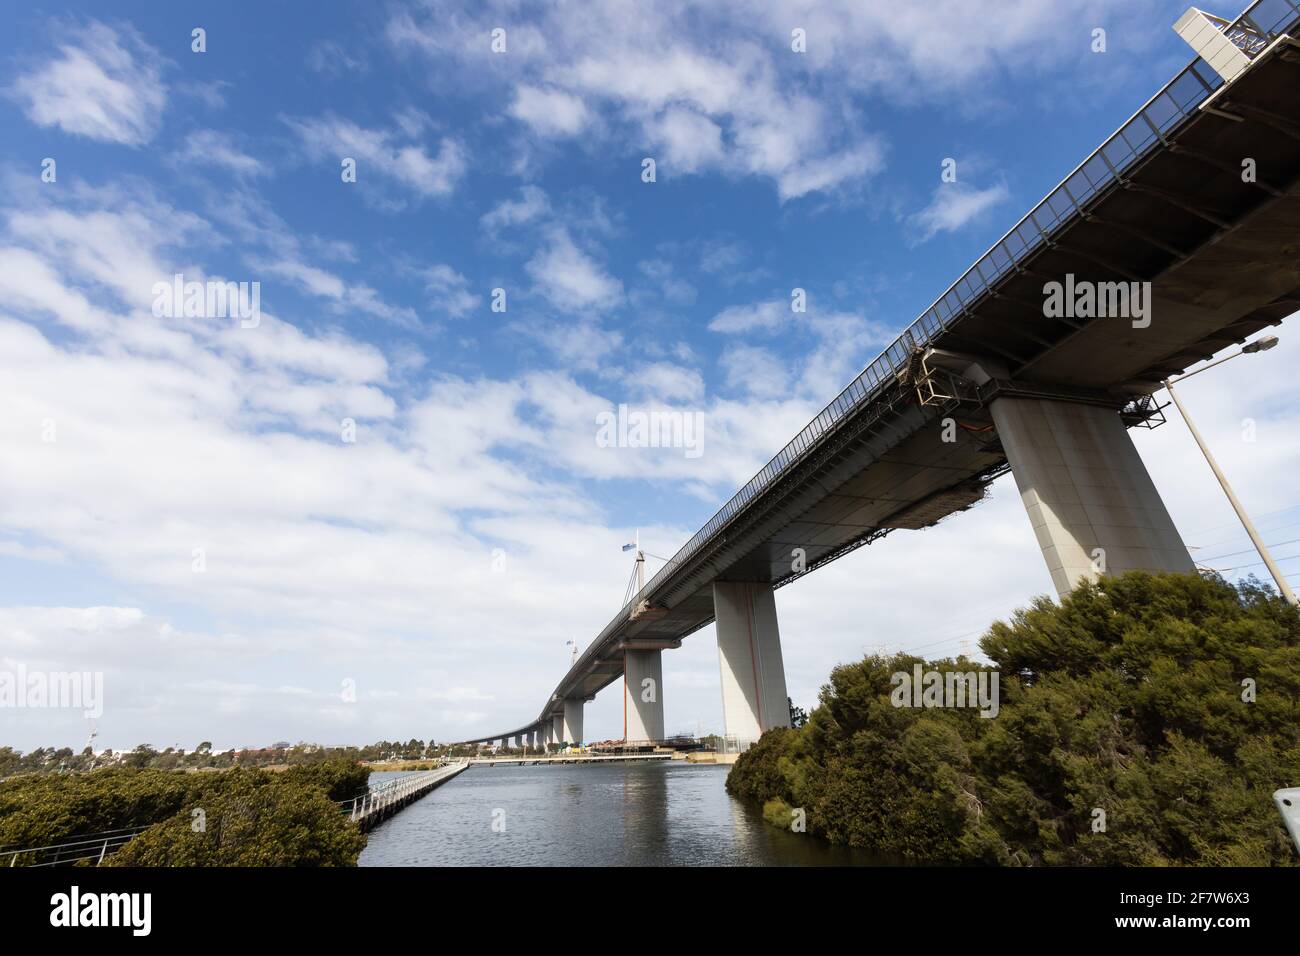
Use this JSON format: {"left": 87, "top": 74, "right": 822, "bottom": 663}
{"left": 455, "top": 2, "right": 1300, "bottom": 754}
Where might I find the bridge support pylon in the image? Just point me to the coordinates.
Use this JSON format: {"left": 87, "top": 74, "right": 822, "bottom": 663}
{"left": 990, "top": 396, "right": 1194, "bottom": 598}
{"left": 712, "top": 581, "right": 790, "bottom": 748}
{"left": 562, "top": 699, "right": 584, "bottom": 746}
{"left": 623, "top": 649, "right": 665, "bottom": 744}
{"left": 552, "top": 714, "right": 564, "bottom": 746}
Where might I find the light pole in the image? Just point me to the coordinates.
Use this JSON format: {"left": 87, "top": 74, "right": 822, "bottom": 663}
{"left": 1162, "top": 334, "right": 1297, "bottom": 606}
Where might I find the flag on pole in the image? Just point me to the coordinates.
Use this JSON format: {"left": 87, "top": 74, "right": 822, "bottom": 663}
{"left": 622, "top": 543, "right": 636, "bottom": 551}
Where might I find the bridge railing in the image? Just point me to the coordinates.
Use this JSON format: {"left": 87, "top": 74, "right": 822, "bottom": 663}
{"left": 2, "top": 825, "right": 153, "bottom": 868}
{"left": 596, "top": 0, "right": 1300, "bottom": 645}
{"left": 341, "top": 762, "right": 466, "bottom": 822}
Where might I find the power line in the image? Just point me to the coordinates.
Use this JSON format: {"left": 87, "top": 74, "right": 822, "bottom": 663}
{"left": 1194, "top": 536, "right": 1300, "bottom": 564}
{"left": 1205, "top": 552, "right": 1300, "bottom": 574}
{"left": 1184, "top": 504, "right": 1300, "bottom": 544}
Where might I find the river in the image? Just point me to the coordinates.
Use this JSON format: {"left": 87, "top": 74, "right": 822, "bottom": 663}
{"left": 358, "top": 760, "right": 873, "bottom": 866}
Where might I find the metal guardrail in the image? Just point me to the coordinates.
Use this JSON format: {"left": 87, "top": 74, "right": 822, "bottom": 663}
{"left": 2, "top": 825, "right": 153, "bottom": 868}
{"left": 343, "top": 762, "right": 467, "bottom": 824}
{"left": 596, "top": 0, "right": 1300, "bottom": 648}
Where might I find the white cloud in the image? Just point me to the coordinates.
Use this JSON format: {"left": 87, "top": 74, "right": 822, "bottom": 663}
{"left": 631, "top": 362, "right": 705, "bottom": 404}
{"left": 776, "top": 142, "right": 886, "bottom": 202}
{"left": 481, "top": 185, "right": 550, "bottom": 234}
{"left": 525, "top": 227, "right": 624, "bottom": 311}
{"left": 907, "top": 180, "right": 1011, "bottom": 244}
{"left": 638, "top": 259, "right": 696, "bottom": 305}
{"left": 286, "top": 114, "right": 467, "bottom": 198}
{"left": 516, "top": 316, "right": 624, "bottom": 372}
{"left": 651, "top": 109, "right": 725, "bottom": 173}
{"left": 508, "top": 85, "right": 591, "bottom": 137}
{"left": 384, "top": 0, "right": 1158, "bottom": 202}
{"left": 8, "top": 21, "right": 166, "bottom": 146}
{"left": 719, "top": 345, "right": 788, "bottom": 399}
{"left": 258, "top": 257, "right": 419, "bottom": 329}
{"left": 421, "top": 263, "right": 478, "bottom": 318}
{"left": 174, "top": 129, "right": 266, "bottom": 177}
{"left": 708, "top": 299, "right": 787, "bottom": 334}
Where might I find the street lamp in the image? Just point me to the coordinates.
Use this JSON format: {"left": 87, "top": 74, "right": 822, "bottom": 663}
{"left": 1162, "top": 334, "right": 1297, "bottom": 606}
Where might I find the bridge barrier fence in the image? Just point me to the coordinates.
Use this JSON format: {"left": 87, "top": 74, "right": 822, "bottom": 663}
{"left": 583, "top": 0, "right": 1300, "bottom": 663}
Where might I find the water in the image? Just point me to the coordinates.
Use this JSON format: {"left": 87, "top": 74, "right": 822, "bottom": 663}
{"left": 358, "top": 761, "right": 874, "bottom": 866}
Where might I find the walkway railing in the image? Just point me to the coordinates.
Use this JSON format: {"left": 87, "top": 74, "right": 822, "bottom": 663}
{"left": 343, "top": 761, "right": 468, "bottom": 830}
{"left": 2, "top": 825, "right": 153, "bottom": 868}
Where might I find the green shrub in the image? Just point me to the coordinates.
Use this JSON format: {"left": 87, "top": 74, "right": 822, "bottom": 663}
{"left": 108, "top": 771, "right": 365, "bottom": 867}
{"left": 0, "top": 758, "right": 368, "bottom": 866}
{"left": 727, "top": 572, "right": 1300, "bottom": 866}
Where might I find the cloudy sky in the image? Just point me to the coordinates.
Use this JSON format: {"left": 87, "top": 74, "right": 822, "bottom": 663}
{"left": 2, "top": 0, "right": 1297, "bottom": 751}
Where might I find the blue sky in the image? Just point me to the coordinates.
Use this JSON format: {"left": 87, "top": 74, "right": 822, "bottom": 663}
{"left": 2, "top": 0, "right": 1298, "bottom": 751}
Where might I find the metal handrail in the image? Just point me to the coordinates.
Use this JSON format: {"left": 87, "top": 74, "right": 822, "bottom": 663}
{"left": 3, "top": 825, "right": 153, "bottom": 868}
{"left": 342, "top": 761, "right": 467, "bottom": 823}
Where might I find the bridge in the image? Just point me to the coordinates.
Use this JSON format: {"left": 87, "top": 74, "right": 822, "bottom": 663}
{"left": 455, "top": 2, "right": 1300, "bottom": 754}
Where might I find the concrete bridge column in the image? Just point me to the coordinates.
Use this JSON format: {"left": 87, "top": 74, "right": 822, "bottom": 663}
{"left": 989, "top": 396, "right": 1194, "bottom": 598}
{"left": 562, "top": 699, "right": 584, "bottom": 746}
{"left": 552, "top": 714, "right": 565, "bottom": 745}
{"left": 623, "top": 649, "right": 664, "bottom": 743}
{"left": 712, "top": 581, "right": 790, "bottom": 747}
{"left": 531, "top": 729, "right": 539, "bottom": 749}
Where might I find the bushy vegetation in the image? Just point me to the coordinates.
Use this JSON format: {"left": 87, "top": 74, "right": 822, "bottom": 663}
{"left": 108, "top": 768, "right": 366, "bottom": 866}
{"left": 0, "top": 759, "right": 370, "bottom": 866}
{"left": 0, "top": 768, "right": 220, "bottom": 853}
{"left": 727, "top": 572, "right": 1300, "bottom": 866}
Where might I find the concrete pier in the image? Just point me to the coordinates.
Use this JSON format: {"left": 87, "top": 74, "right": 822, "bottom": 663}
{"left": 712, "top": 581, "right": 790, "bottom": 745}
{"left": 990, "top": 397, "right": 1194, "bottom": 597}
{"left": 562, "top": 699, "right": 584, "bottom": 746}
{"left": 623, "top": 648, "right": 665, "bottom": 743}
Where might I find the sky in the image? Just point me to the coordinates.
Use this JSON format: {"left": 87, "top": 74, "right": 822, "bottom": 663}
{"left": 1, "top": 0, "right": 1297, "bottom": 752}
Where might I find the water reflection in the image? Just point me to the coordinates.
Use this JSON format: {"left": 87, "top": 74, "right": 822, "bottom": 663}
{"left": 359, "top": 761, "right": 878, "bottom": 866}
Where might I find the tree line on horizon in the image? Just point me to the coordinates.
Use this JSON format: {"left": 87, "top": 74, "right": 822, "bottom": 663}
{"left": 0, "top": 737, "right": 457, "bottom": 779}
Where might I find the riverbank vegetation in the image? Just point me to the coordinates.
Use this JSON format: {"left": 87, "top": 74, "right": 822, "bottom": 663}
{"left": 0, "top": 760, "right": 369, "bottom": 866}
{"left": 727, "top": 572, "right": 1300, "bottom": 866}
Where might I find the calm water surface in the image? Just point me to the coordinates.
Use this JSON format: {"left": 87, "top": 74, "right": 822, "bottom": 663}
{"left": 359, "top": 761, "right": 874, "bottom": 866}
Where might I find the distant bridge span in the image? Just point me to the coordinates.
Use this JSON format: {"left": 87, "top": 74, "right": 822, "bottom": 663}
{"left": 455, "top": 2, "right": 1300, "bottom": 752}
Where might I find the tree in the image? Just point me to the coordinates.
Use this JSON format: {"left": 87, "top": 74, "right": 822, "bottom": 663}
{"left": 728, "top": 572, "right": 1300, "bottom": 866}
{"left": 124, "top": 744, "right": 158, "bottom": 769}
{"left": 788, "top": 697, "right": 808, "bottom": 728}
